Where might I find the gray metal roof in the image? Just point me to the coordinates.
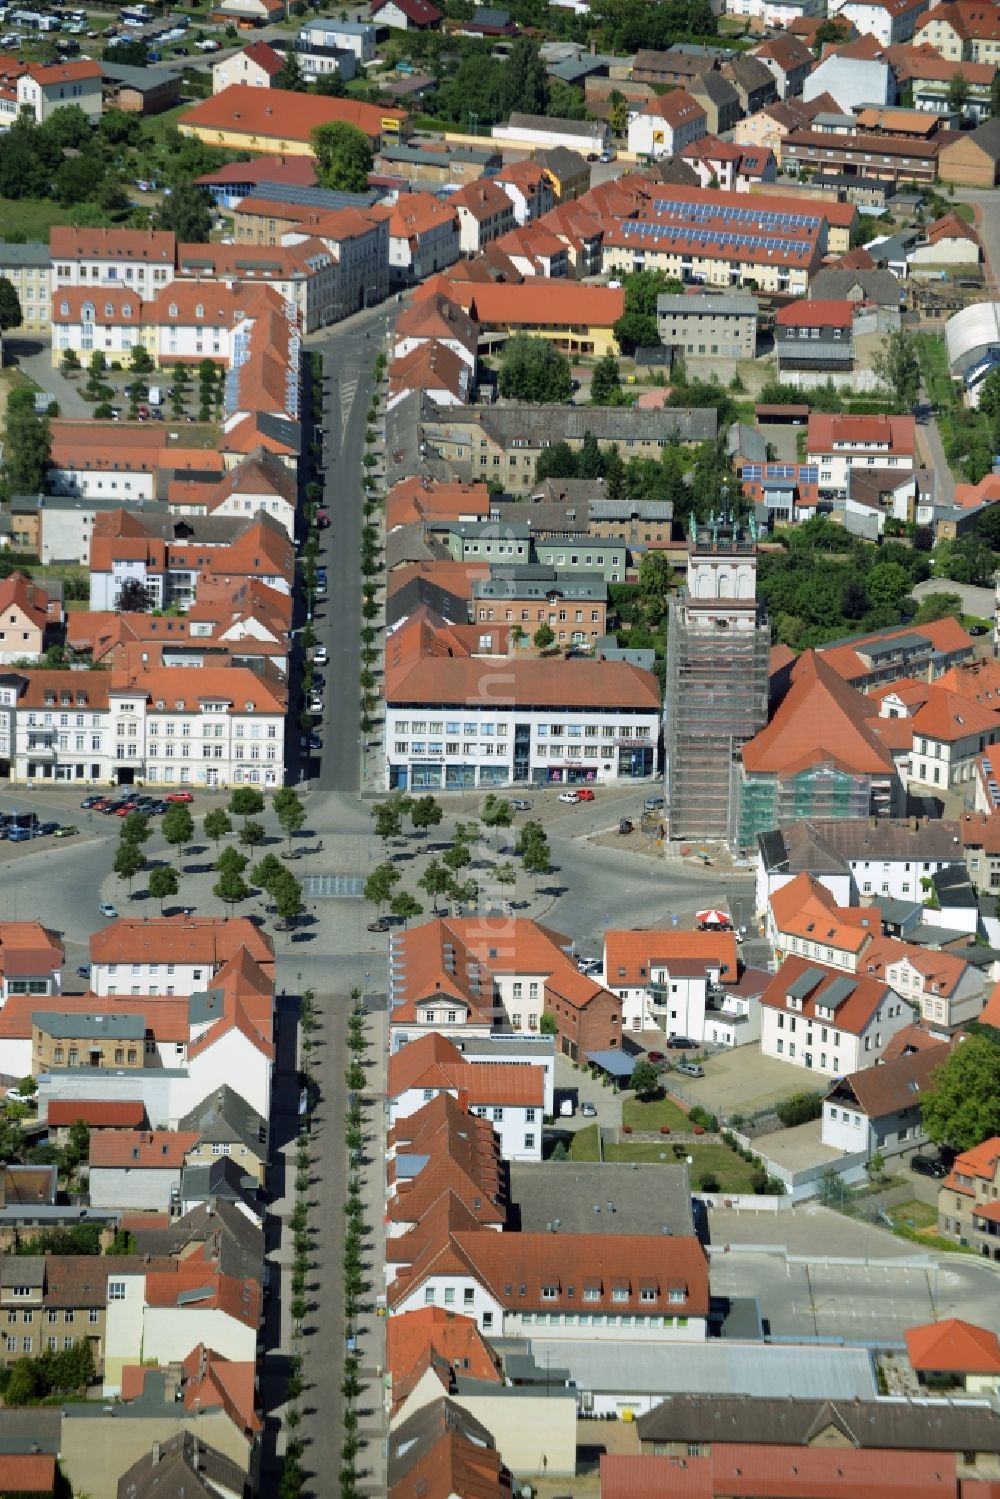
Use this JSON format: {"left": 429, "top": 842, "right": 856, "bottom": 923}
{"left": 523, "top": 1339, "right": 877, "bottom": 1400}
{"left": 380, "top": 143, "right": 498, "bottom": 167}
{"left": 821, "top": 975, "right": 857, "bottom": 1010}
{"left": 785, "top": 966, "right": 826, "bottom": 1000}
{"left": 508, "top": 113, "right": 605, "bottom": 139}
{"left": 638, "top": 1394, "right": 1000, "bottom": 1450}
{"left": 35, "top": 1011, "right": 145, "bottom": 1040}
{"left": 0, "top": 241, "right": 49, "bottom": 268}
{"left": 245, "top": 181, "right": 379, "bottom": 211}
{"left": 658, "top": 292, "right": 758, "bottom": 317}
{"left": 510, "top": 1161, "right": 693, "bottom": 1237}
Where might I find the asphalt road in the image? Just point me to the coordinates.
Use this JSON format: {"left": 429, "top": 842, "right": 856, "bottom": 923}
{"left": 310, "top": 310, "right": 391, "bottom": 797}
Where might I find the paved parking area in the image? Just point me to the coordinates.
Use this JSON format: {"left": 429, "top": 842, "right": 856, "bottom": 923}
{"left": 676, "top": 1044, "right": 810, "bottom": 1119}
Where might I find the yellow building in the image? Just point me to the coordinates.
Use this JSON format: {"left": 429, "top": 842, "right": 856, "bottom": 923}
{"left": 455, "top": 281, "right": 625, "bottom": 358}
{"left": 0, "top": 242, "right": 51, "bottom": 332}
{"left": 177, "top": 84, "right": 406, "bottom": 156}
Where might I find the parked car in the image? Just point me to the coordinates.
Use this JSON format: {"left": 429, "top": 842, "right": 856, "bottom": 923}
{"left": 307, "top": 734, "right": 322, "bottom": 751}
{"left": 313, "top": 646, "right": 328, "bottom": 666}
{"left": 316, "top": 510, "right": 330, "bottom": 528}
{"left": 911, "top": 1153, "right": 947, "bottom": 1179}
{"left": 646, "top": 1050, "right": 664, "bottom": 1064}
{"left": 54, "top": 825, "right": 78, "bottom": 838}
{"left": 969, "top": 624, "right": 989, "bottom": 636}
{"left": 367, "top": 916, "right": 393, "bottom": 932}
{"left": 618, "top": 818, "right": 634, "bottom": 835}
{"left": 99, "top": 901, "right": 118, "bottom": 919}
{"left": 7, "top": 827, "right": 32, "bottom": 842}
{"left": 150, "top": 801, "right": 170, "bottom": 814}
{"left": 581, "top": 1101, "right": 598, "bottom": 1118}
{"left": 666, "top": 1035, "right": 696, "bottom": 1050}
{"left": 165, "top": 792, "right": 194, "bottom": 803}
{"left": 676, "top": 1061, "right": 705, "bottom": 1079}
{"left": 644, "top": 796, "right": 665, "bottom": 812}
{"left": 38, "top": 822, "right": 59, "bottom": 836}
{"left": 509, "top": 798, "right": 531, "bottom": 811}
{"left": 558, "top": 791, "right": 579, "bottom": 803}
{"left": 576, "top": 788, "right": 595, "bottom": 801}
{"left": 81, "top": 795, "right": 104, "bottom": 809}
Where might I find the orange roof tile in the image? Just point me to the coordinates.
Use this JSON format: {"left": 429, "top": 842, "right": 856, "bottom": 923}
{"left": 742, "top": 650, "right": 896, "bottom": 776}
{"left": 89, "top": 915, "right": 273, "bottom": 970}
{"left": 385, "top": 655, "right": 659, "bottom": 713}
{"left": 180, "top": 84, "right": 405, "bottom": 145}
{"left": 46, "top": 1100, "right": 146, "bottom": 1128}
{"left": 604, "top": 928, "right": 739, "bottom": 986}
{"left": 910, "top": 686, "right": 998, "bottom": 744}
{"left": 759, "top": 954, "right": 894, "bottom": 1036}
{"left": 387, "top": 478, "right": 490, "bottom": 530}
{"left": 0, "top": 994, "right": 190, "bottom": 1043}
{"left": 90, "top": 1129, "right": 200, "bottom": 1169}
{"left": 906, "top": 1318, "right": 1000, "bottom": 1375}
{"left": 387, "top": 1307, "right": 501, "bottom": 1416}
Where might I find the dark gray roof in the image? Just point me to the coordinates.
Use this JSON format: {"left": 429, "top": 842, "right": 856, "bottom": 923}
{"left": 387, "top": 1398, "right": 499, "bottom": 1488}
{"left": 491, "top": 498, "right": 591, "bottom": 535}
{"left": 637, "top": 1395, "right": 1000, "bottom": 1452}
{"left": 474, "top": 570, "right": 606, "bottom": 601}
{"left": 380, "top": 143, "right": 498, "bottom": 167}
{"left": 0, "top": 241, "right": 49, "bottom": 268}
{"left": 128, "top": 1199, "right": 263, "bottom": 1284}
{"left": 533, "top": 145, "right": 590, "bottom": 176}
{"left": 508, "top": 112, "right": 604, "bottom": 139}
{"left": 0, "top": 1408, "right": 62, "bottom": 1456}
{"left": 0, "top": 1256, "right": 45, "bottom": 1288}
{"left": 688, "top": 70, "right": 740, "bottom": 107}
{"left": 114, "top": 1431, "right": 249, "bottom": 1499}
{"left": 760, "top": 818, "right": 964, "bottom": 874}
{"left": 386, "top": 523, "right": 449, "bottom": 571}
{"left": 242, "top": 181, "right": 379, "bottom": 211}
{"left": 808, "top": 267, "right": 904, "bottom": 305}
{"left": 955, "top": 115, "right": 1000, "bottom": 162}
{"left": 100, "top": 61, "right": 178, "bottom": 91}
{"left": 35, "top": 1011, "right": 144, "bottom": 1040}
{"left": 509, "top": 1161, "right": 694, "bottom": 1237}
{"left": 658, "top": 292, "right": 758, "bottom": 317}
{"left": 650, "top": 155, "right": 701, "bottom": 187}
{"left": 178, "top": 1085, "right": 267, "bottom": 1162}
{"left": 471, "top": 404, "right": 718, "bottom": 446}
{"left": 180, "top": 1157, "right": 261, "bottom": 1212}
{"left": 472, "top": 6, "right": 511, "bottom": 26}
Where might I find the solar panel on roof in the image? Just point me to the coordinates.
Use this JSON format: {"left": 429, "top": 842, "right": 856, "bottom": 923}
{"left": 822, "top": 976, "right": 857, "bottom": 1010}
{"left": 786, "top": 966, "right": 827, "bottom": 1000}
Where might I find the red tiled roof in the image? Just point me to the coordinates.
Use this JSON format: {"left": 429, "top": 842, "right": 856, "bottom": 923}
{"left": 601, "top": 1447, "right": 960, "bottom": 1499}
{"left": 90, "top": 916, "right": 274, "bottom": 969}
{"left": 385, "top": 655, "right": 659, "bottom": 712}
{"left": 180, "top": 85, "right": 406, "bottom": 145}
{"left": 759, "top": 954, "right": 894, "bottom": 1036}
{"left": 238, "top": 39, "right": 283, "bottom": 75}
{"left": 742, "top": 650, "right": 896, "bottom": 776}
{"left": 808, "top": 412, "right": 916, "bottom": 454}
{"left": 604, "top": 928, "right": 738, "bottom": 986}
{"left": 775, "top": 299, "right": 854, "bottom": 327}
{"left": 46, "top": 1100, "right": 146, "bottom": 1128}
{"left": 90, "top": 1129, "right": 200, "bottom": 1169}
{"left": 0, "top": 1456, "right": 57, "bottom": 1495}
{"left": 387, "top": 1307, "right": 500, "bottom": 1415}
{"left": 906, "top": 1318, "right": 1000, "bottom": 1375}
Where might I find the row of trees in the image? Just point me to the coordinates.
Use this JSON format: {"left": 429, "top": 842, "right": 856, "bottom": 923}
{"left": 279, "top": 982, "right": 318, "bottom": 1499}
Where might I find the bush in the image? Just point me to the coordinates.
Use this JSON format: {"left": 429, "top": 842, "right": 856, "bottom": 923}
{"left": 750, "top": 1167, "right": 768, "bottom": 1194}
{"left": 689, "top": 1104, "right": 719, "bottom": 1132}
{"left": 699, "top": 1171, "right": 720, "bottom": 1192}
{"left": 775, "top": 1091, "right": 823, "bottom": 1128}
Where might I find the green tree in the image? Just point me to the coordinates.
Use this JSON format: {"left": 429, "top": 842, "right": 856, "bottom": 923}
{"left": 389, "top": 890, "right": 424, "bottom": 926}
{"left": 161, "top": 804, "right": 195, "bottom": 867}
{"left": 607, "top": 88, "right": 628, "bottom": 135}
{"left": 274, "top": 787, "right": 306, "bottom": 848}
{"left": 148, "top": 863, "right": 179, "bottom": 914}
{"left": 253, "top": 852, "right": 285, "bottom": 897}
{"left": 638, "top": 550, "right": 672, "bottom": 606}
{"left": 872, "top": 328, "right": 920, "bottom": 412}
{"left": 521, "top": 833, "right": 551, "bottom": 884}
{"left": 418, "top": 858, "right": 451, "bottom": 913}
{"left": 311, "top": 121, "right": 373, "bottom": 192}
{"left": 120, "top": 811, "right": 150, "bottom": 846}
{"left": 866, "top": 561, "right": 912, "bottom": 612}
{"left": 409, "top": 793, "right": 442, "bottom": 838}
{"left": 533, "top": 622, "right": 555, "bottom": 650}
{"left": 156, "top": 182, "right": 213, "bottom": 243}
{"left": 216, "top": 845, "right": 248, "bottom": 876}
{"left": 947, "top": 69, "right": 970, "bottom": 116}
{"left": 277, "top": 50, "right": 308, "bottom": 90}
{"left": 213, "top": 866, "right": 251, "bottom": 912}
{"left": 0, "top": 275, "right": 21, "bottom": 331}
{"left": 590, "top": 351, "right": 622, "bottom": 406}
{"left": 811, "top": 15, "right": 850, "bottom": 53}
{"left": 502, "top": 36, "right": 549, "bottom": 115}
{"left": 273, "top": 870, "right": 304, "bottom": 927}
{"left": 314, "top": 68, "right": 346, "bottom": 96}
{"left": 498, "top": 334, "right": 573, "bottom": 403}
{"left": 373, "top": 801, "right": 402, "bottom": 848}
{"left": 2, "top": 386, "right": 50, "bottom": 496}
{"left": 204, "top": 808, "right": 233, "bottom": 847}
{"left": 364, "top": 861, "right": 401, "bottom": 911}
{"left": 922, "top": 1036, "right": 1000, "bottom": 1149}
{"left": 613, "top": 308, "right": 657, "bottom": 357}
{"left": 64, "top": 1119, "right": 90, "bottom": 1169}
{"left": 60, "top": 348, "right": 80, "bottom": 375}
{"left": 113, "top": 838, "right": 146, "bottom": 895}
{"left": 630, "top": 1057, "right": 660, "bottom": 1098}
{"left": 229, "top": 786, "right": 265, "bottom": 825}
{"left": 239, "top": 819, "right": 267, "bottom": 850}
{"left": 481, "top": 793, "right": 512, "bottom": 839}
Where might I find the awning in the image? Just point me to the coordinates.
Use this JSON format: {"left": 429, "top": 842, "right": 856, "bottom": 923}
{"left": 585, "top": 1050, "right": 635, "bottom": 1079}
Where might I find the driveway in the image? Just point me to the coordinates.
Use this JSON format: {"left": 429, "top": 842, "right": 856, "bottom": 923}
{"left": 912, "top": 578, "right": 994, "bottom": 619}
{"left": 5, "top": 335, "right": 97, "bottom": 419}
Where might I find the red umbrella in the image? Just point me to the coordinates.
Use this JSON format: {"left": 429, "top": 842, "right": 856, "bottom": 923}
{"left": 696, "top": 908, "right": 729, "bottom": 927}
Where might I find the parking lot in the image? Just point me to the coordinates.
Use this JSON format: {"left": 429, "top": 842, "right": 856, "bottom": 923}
{"left": 667, "top": 1043, "right": 813, "bottom": 1120}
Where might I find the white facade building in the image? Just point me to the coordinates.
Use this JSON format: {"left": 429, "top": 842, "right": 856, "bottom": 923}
{"left": 830, "top": 0, "right": 929, "bottom": 46}
{"left": 759, "top": 959, "right": 912, "bottom": 1079}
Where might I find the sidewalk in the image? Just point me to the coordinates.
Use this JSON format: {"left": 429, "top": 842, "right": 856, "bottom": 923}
{"left": 355, "top": 1003, "right": 388, "bottom": 1494}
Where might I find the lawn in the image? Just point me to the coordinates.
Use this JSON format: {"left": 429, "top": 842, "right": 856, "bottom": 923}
{"left": 886, "top": 1199, "right": 938, "bottom": 1232}
{"left": 0, "top": 197, "right": 105, "bottom": 241}
{"left": 568, "top": 1124, "right": 600, "bottom": 1162}
{"left": 622, "top": 1094, "right": 690, "bottom": 1132}
{"left": 604, "top": 1141, "right": 761, "bottom": 1192}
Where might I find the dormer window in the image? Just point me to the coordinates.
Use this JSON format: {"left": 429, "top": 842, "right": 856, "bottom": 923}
{"left": 104, "top": 302, "right": 114, "bottom": 317}
{"left": 195, "top": 303, "right": 204, "bottom": 318}
{"left": 168, "top": 303, "right": 178, "bottom": 317}
{"left": 541, "top": 1285, "right": 559, "bottom": 1300}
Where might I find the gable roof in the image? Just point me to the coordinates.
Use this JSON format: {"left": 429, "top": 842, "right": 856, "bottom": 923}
{"left": 237, "top": 39, "right": 283, "bottom": 74}
{"left": 742, "top": 650, "right": 897, "bottom": 777}
{"left": 180, "top": 84, "right": 405, "bottom": 145}
{"left": 603, "top": 928, "right": 738, "bottom": 986}
{"left": 827, "top": 1041, "right": 949, "bottom": 1119}
{"left": 759, "top": 955, "right": 894, "bottom": 1036}
{"left": 387, "top": 1307, "right": 501, "bottom": 1417}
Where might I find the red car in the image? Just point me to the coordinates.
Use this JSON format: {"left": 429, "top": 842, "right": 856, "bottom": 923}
{"left": 165, "top": 791, "right": 194, "bottom": 804}
{"left": 576, "top": 788, "right": 596, "bottom": 801}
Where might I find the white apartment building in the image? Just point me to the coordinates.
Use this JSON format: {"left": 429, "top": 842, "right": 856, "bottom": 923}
{"left": 759, "top": 958, "right": 911, "bottom": 1078}
{"left": 50, "top": 227, "right": 176, "bottom": 294}
{"left": 725, "top": 0, "right": 823, "bottom": 25}
{"left": 807, "top": 414, "right": 915, "bottom": 497}
{"left": 17, "top": 60, "right": 102, "bottom": 124}
{"left": 830, "top": 0, "right": 930, "bottom": 47}
{"left": 12, "top": 668, "right": 286, "bottom": 788}
{"left": 383, "top": 659, "right": 660, "bottom": 792}
{"left": 298, "top": 19, "right": 376, "bottom": 62}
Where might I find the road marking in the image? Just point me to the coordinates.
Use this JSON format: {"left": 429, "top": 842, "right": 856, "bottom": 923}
{"left": 341, "top": 378, "right": 359, "bottom": 439}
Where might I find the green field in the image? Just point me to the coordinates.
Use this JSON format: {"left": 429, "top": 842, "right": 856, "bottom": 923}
{"left": 604, "top": 1141, "right": 761, "bottom": 1192}
{"left": 0, "top": 197, "right": 106, "bottom": 241}
{"left": 568, "top": 1125, "right": 600, "bottom": 1162}
{"left": 622, "top": 1095, "right": 690, "bottom": 1132}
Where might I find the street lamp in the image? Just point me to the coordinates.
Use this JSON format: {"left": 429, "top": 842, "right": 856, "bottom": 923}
{"left": 469, "top": 111, "right": 479, "bottom": 138}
